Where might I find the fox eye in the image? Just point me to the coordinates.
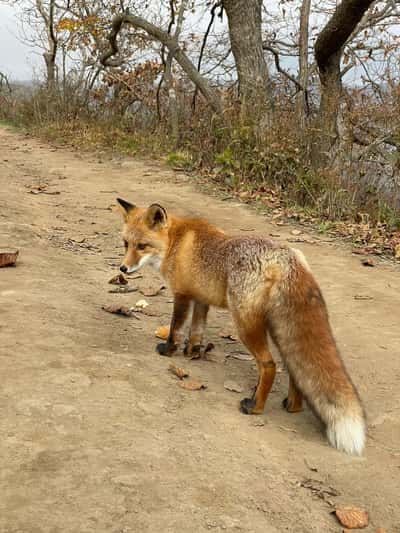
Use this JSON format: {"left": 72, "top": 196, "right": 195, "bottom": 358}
{"left": 137, "top": 243, "right": 147, "bottom": 251}
{"left": 123, "top": 240, "right": 128, "bottom": 250}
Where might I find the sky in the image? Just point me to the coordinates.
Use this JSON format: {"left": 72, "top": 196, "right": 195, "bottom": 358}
{"left": 0, "top": 4, "right": 41, "bottom": 81}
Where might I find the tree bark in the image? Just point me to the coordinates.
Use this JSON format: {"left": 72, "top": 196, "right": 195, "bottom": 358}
{"left": 101, "top": 13, "right": 222, "bottom": 115}
{"left": 297, "top": 0, "right": 311, "bottom": 128}
{"left": 36, "top": 0, "right": 57, "bottom": 90}
{"left": 314, "top": 0, "right": 375, "bottom": 161}
{"left": 164, "top": 0, "right": 187, "bottom": 145}
{"left": 223, "top": 0, "right": 272, "bottom": 122}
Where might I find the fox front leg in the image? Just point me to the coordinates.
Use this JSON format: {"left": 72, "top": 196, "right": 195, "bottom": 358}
{"left": 157, "top": 294, "right": 192, "bottom": 356}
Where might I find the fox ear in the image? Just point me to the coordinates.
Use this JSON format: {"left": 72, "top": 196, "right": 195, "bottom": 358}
{"left": 146, "top": 203, "right": 167, "bottom": 228}
{"left": 116, "top": 198, "right": 135, "bottom": 219}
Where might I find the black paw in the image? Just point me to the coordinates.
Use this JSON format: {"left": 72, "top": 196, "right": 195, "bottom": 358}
{"left": 240, "top": 397, "right": 256, "bottom": 415}
{"left": 156, "top": 342, "right": 176, "bottom": 356}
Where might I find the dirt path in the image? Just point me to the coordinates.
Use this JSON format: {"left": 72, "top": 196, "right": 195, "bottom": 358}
{"left": 0, "top": 126, "right": 399, "bottom": 533}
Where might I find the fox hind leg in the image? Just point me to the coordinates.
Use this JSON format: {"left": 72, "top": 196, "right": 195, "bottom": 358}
{"left": 282, "top": 376, "right": 303, "bottom": 413}
{"left": 184, "top": 301, "right": 210, "bottom": 358}
{"left": 231, "top": 311, "right": 276, "bottom": 415}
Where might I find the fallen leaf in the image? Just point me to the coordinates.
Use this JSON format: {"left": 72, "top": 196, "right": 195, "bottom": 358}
{"left": 224, "top": 380, "right": 244, "bottom": 393}
{"left": 108, "top": 286, "right": 138, "bottom": 294}
{"left": 180, "top": 380, "right": 207, "bottom": 391}
{"left": 287, "top": 237, "right": 316, "bottom": 244}
{"left": 304, "top": 459, "right": 318, "bottom": 472}
{"left": 102, "top": 304, "right": 138, "bottom": 318}
{"left": 29, "top": 186, "right": 60, "bottom": 195}
{"left": 300, "top": 478, "right": 339, "bottom": 504}
{"left": 354, "top": 294, "right": 373, "bottom": 300}
{"left": 169, "top": 364, "right": 189, "bottom": 379}
{"left": 0, "top": 250, "right": 19, "bottom": 267}
{"left": 108, "top": 273, "right": 128, "bottom": 285}
{"left": 140, "top": 285, "right": 166, "bottom": 297}
{"left": 155, "top": 325, "right": 170, "bottom": 340}
{"left": 219, "top": 331, "right": 238, "bottom": 342}
{"left": 361, "top": 258, "right": 375, "bottom": 267}
{"left": 375, "top": 529, "right": 387, "bottom": 533}
{"left": 226, "top": 352, "right": 253, "bottom": 361}
{"left": 269, "top": 233, "right": 281, "bottom": 238}
{"left": 334, "top": 506, "right": 369, "bottom": 529}
{"left": 291, "top": 229, "right": 302, "bottom": 236}
{"left": 352, "top": 247, "right": 369, "bottom": 255}
{"left": 135, "top": 299, "right": 149, "bottom": 309}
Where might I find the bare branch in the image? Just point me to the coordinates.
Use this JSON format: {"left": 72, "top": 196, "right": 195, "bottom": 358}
{"left": 193, "top": 2, "right": 221, "bottom": 110}
{"left": 262, "top": 43, "right": 303, "bottom": 91}
{"left": 100, "top": 13, "right": 222, "bottom": 114}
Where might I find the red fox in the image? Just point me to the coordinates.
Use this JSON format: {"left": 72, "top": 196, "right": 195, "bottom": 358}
{"left": 117, "top": 198, "right": 366, "bottom": 455}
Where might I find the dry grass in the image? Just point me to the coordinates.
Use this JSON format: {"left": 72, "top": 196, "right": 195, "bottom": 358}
{"left": 1, "top": 86, "right": 399, "bottom": 257}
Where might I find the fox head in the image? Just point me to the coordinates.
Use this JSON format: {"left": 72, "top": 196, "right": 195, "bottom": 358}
{"left": 116, "top": 198, "right": 169, "bottom": 274}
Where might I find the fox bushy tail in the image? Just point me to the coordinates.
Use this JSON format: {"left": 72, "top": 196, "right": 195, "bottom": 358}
{"left": 269, "top": 254, "right": 366, "bottom": 455}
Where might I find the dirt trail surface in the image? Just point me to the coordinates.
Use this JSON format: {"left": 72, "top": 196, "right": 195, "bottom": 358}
{"left": 1, "top": 126, "right": 399, "bottom": 533}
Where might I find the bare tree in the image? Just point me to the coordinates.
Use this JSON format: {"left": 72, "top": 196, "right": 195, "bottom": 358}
{"left": 2, "top": 0, "right": 74, "bottom": 89}
{"left": 223, "top": 0, "right": 272, "bottom": 121}
{"left": 164, "top": 0, "right": 188, "bottom": 144}
{"left": 314, "top": 0, "right": 375, "bottom": 160}
{"left": 297, "top": 0, "right": 311, "bottom": 127}
{"left": 36, "top": 0, "right": 57, "bottom": 89}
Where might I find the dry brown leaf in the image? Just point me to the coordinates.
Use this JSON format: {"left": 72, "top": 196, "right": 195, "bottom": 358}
{"left": 226, "top": 352, "right": 253, "bottom": 362}
{"left": 169, "top": 364, "right": 189, "bottom": 380}
{"left": 354, "top": 294, "right": 373, "bottom": 300}
{"left": 375, "top": 529, "right": 387, "bottom": 533}
{"left": 108, "top": 273, "right": 128, "bottom": 285}
{"left": 361, "top": 258, "right": 375, "bottom": 267}
{"left": 219, "top": 331, "right": 238, "bottom": 341}
{"left": 334, "top": 506, "right": 369, "bottom": 529}
{"left": 352, "top": 247, "right": 369, "bottom": 255}
{"left": 224, "top": 380, "right": 244, "bottom": 393}
{"left": 102, "top": 304, "right": 136, "bottom": 317}
{"left": 287, "top": 237, "right": 316, "bottom": 244}
{"left": 140, "top": 285, "right": 166, "bottom": 297}
{"left": 0, "top": 250, "right": 19, "bottom": 267}
{"left": 29, "top": 185, "right": 60, "bottom": 195}
{"left": 108, "top": 286, "right": 137, "bottom": 294}
{"left": 291, "top": 229, "right": 302, "bottom": 236}
{"left": 180, "top": 380, "right": 207, "bottom": 391}
{"left": 155, "top": 325, "right": 170, "bottom": 340}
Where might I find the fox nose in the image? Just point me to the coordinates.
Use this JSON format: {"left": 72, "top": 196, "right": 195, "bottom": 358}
{"left": 119, "top": 265, "right": 128, "bottom": 273}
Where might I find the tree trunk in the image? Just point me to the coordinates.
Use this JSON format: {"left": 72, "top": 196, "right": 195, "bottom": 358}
{"left": 314, "top": 0, "right": 375, "bottom": 163}
{"left": 223, "top": 0, "right": 272, "bottom": 123}
{"left": 36, "top": 0, "right": 57, "bottom": 90}
{"left": 164, "top": 54, "right": 179, "bottom": 145}
{"left": 164, "top": 0, "right": 187, "bottom": 146}
{"left": 43, "top": 50, "right": 56, "bottom": 90}
{"left": 297, "top": 0, "right": 311, "bottom": 128}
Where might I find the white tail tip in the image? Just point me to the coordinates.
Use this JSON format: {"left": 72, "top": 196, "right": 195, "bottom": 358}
{"left": 327, "top": 415, "right": 366, "bottom": 456}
